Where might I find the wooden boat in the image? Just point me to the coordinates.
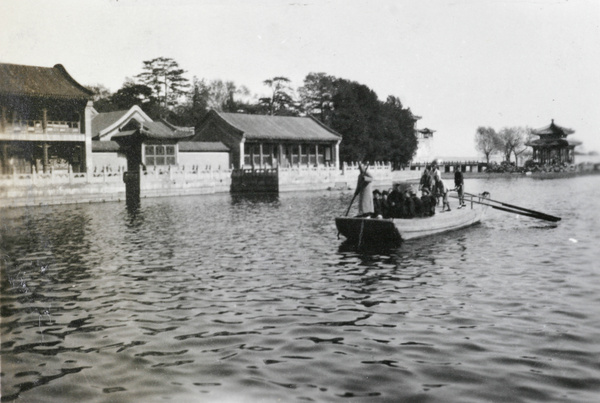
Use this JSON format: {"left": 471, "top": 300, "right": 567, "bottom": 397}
{"left": 336, "top": 195, "right": 489, "bottom": 244}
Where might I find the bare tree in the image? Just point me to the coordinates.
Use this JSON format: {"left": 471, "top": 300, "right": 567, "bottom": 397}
{"left": 498, "top": 127, "right": 529, "bottom": 165}
{"left": 512, "top": 127, "right": 535, "bottom": 165}
{"left": 201, "top": 79, "right": 250, "bottom": 111}
{"left": 475, "top": 126, "right": 502, "bottom": 164}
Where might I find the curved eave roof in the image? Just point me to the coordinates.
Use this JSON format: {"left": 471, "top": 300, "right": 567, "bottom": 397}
{"left": 218, "top": 112, "right": 342, "bottom": 142}
{"left": 92, "top": 106, "right": 154, "bottom": 139}
{"left": 532, "top": 120, "right": 575, "bottom": 137}
{"left": 140, "top": 121, "right": 194, "bottom": 140}
{"left": 527, "top": 138, "right": 581, "bottom": 147}
{"left": 111, "top": 121, "right": 194, "bottom": 141}
{"left": 92, "top": 141, "right": 122, "bottom": 152}
{"left": 178, "top": 141, "right": 230, "bottom": 152}
{"left": 0, "top": 63, "right": 93, "bottom": 99}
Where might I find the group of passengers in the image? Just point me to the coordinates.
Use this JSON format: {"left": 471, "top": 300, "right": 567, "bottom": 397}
{"left": 354, "top": 161, "right": 466, "bottom": 219}
{"left": 372, "top": 187, "right": 437, "bottom": 218}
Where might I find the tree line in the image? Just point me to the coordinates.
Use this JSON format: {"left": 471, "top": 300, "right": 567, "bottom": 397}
{"left": 475, "top": 126, "right": 535, "bottom": 165}
{"left": 87, "top": 57, "right": 420, "bottom": 166}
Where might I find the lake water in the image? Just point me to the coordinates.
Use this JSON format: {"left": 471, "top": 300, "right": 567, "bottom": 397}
{"left": 1, "top": 176, "right": 600, "bottom": 403}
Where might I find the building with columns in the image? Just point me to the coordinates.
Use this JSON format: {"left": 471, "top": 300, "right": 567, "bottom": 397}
{"left": 193, "top": 110, "right": 341, "bottom": 170}
{"left": 527, "top": 119, "right": 581, "bottom": 165}
{"left": 0, "top": 63, "right": 94, "bottom": 174}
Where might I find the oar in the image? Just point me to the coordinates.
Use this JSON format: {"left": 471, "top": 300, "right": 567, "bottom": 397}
{"left": 448, "top": 195, "right": 561, "bottom": 222}
{"left": 344, "top": 192, "right": 359, "bottom": 217}
{"left": 463, "top": 192, "right": 561, "bottom": 222}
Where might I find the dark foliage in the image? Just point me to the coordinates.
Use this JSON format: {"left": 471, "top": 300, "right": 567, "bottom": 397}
{"left": 322, "top": 78, "right": 418, "bottom": 167}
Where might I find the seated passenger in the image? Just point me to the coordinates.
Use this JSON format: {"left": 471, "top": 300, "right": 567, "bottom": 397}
{"left": 372, "top": 189, "right": 382, "bottom": 217}
{"left": 381, "top": 190, "right": 390, "bottom": 218}
{"left": 421, "top": 194, "right": 434, "bottom": 216}
{"left": 404, "top": 190, "right": 415, "bottom": 218}
{"left": 388, "top": 186, "right": 403, "bottom": 218}
{"left": 411, "top": 192, "right": 423, "bottom": 217}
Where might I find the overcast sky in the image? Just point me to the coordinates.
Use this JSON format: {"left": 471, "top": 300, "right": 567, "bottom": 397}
{"left": 2, "top": 0, "right": 599, "bottom": 157}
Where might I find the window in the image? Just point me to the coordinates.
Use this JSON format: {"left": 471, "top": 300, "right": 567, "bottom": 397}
{"left": 145, "top": 144, "right": 176, "bottom": 166}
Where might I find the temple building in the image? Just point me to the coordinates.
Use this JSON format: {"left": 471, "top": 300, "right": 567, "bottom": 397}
{"left": 91, "top": 105, "right": 230, "bottom": 172}
{"left": 193, "top": 110, "right": 341, "bottom": 170}
{"left": 0, "top": 63, "right": 94, "bottom": 174}
{"left": 527, "top": 120, "right": 581, "bottom": 165}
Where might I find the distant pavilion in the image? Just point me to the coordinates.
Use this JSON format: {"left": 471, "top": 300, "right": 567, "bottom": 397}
{"left": 527, "top": 120, "right": 581, "bottom": 165}
{"left": 412, "top": 127, "right": 436, "bottom": 164}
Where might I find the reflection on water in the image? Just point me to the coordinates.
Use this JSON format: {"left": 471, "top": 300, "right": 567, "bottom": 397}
{"left": 2, "top": 176, "right": 600, "bottom": 402}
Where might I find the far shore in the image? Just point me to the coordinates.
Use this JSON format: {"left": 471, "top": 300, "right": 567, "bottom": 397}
{"left": 440, "top": 170, "right": 600, "bottom": 180}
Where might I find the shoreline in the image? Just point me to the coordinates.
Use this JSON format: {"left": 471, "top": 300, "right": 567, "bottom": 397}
{"left": 441, "top": 170, "right": 600, "bottom": 180}
{"left": 2, "top": 168, "right": 599, "bottom": 210}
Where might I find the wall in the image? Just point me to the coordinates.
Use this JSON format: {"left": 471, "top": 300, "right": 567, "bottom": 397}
{"left": 140, "top": 168, "right": 232, "bottom": 197}
{"left": 0, "top": 162, "right": 423, "bottom": 207}
{"left": 231, "top": 163, "right": 407, "bottom": 193}
{"left": 0, "top": 168, "right": 232, "bottom": 207}
{"left": 92, "top": 152, "right": 127, "bottom": 172}
{"left": 177, "top": 151, "right": 230, "bottom": 171}
{"left": 0, "top": 171, "right": 126, "bottom": 208}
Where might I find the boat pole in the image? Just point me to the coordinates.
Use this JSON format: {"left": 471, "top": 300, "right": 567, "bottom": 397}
{"left": 448, "top": 195, "right": 561, "bottom": 222}
{"left": 462, "top": 192, "right": 561, "bottom": 222}
{"left": 344, "top": 193, "right": 359, "bottom": 217}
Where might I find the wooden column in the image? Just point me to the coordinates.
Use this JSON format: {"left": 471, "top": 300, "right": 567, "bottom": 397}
{"left": 239, "top": 140, "right": 245, "bottom": 169}
{"left": 270, "top": 145, "right": 275, "bottom": 168}
{"left": 259, "top": 143, "right": 264, "bottom": 169}
{"left": 278, "top": 144, "right": 284, "bottom": 167}
{"left": 298, "top": 144, "right": 302, "bottom": 167}
{"left": 315, "top": 144, "right": 319, "bottom": 166}
{"left": 43, "top": 143, "right": 49, "bottom": 173}
{"left": 2, "top": 144, "right": 8, "bottom": 174}
{"left": 0, "top": 106, "right": 6, "bottom": 133}
{"left": 42, "top": 108, "right": 48, "bottom": 133}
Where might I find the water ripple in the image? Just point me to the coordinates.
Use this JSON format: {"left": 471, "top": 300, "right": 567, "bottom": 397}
{"left": 2, "top": 178, "right": 600, "bottom": 402}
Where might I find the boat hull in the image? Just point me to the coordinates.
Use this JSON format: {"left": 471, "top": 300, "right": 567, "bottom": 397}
{"left": 336, "top": 205, "right": 487, "bottom": 244}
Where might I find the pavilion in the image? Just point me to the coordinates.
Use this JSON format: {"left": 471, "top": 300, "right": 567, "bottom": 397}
{"left": 527, "top": 119, "right": 581, "bottom": 165}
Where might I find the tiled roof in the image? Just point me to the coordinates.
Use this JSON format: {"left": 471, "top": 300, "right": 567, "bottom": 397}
{"left": 91, "top": 110, "right": 130, "bottom": 137}
{"left": 111, "top": 121, "right": 193, "bottom": 141}
{"left": 178, "top": 141, "right": 230, "bottom": 152}
{"left": 217, "top": 112, "right": 341, "bottom": 141}
{"left": 532, "top": 120, "right": 575, "bottom": 137}
{"left": 140, "top": 121, "right": 193, "bottom": 139}
{"left": 92, "top": 141, "right": 122, "bottom": 152}
{"left": 0, "top": 63, "right": 93, "bottom": 99}
{"left": 527, "top": 138, "right": 581, "bottom": 147}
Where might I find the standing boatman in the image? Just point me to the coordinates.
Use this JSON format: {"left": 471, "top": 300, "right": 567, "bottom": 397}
{"left": 354, "top": 162, "right": 374, "bottom": 217}
{"left": 454, "top": 165, "right": 466, "bottom": 208}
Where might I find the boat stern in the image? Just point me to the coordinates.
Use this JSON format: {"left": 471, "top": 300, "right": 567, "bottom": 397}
{"left": 335, "top": 217, "right": 402, "bottom": 245}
